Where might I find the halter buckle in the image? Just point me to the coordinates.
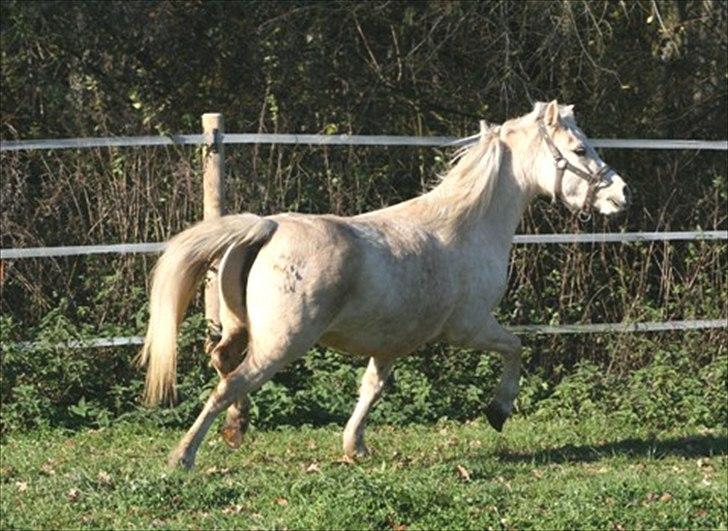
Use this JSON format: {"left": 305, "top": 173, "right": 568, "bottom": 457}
{"left": 556, "top": 158, "right": 567, "bottom": 170}
{"left": 577, "top": 210, "right": 592, "bottom": 223}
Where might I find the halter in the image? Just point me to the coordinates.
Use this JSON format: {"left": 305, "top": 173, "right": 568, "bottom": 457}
{"left": 537, "top": 120, "right": 613, "bottom": 222}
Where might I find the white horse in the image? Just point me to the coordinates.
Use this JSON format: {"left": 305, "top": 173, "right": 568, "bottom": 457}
{"left": 139, "top": 100, "right": 631, "bottom": 469}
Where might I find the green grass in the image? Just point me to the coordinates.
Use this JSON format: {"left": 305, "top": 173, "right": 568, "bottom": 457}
{"left": 1, "top": 415, "right": 726, "bottom": 530}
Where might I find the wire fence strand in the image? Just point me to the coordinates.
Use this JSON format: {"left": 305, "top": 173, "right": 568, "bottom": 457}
{"left": 1, "top": 231, "right": 725, "bottom": 260}
{"left": 1, "top": 133, "right": 727, "bottom": 152}
{"left": 12, "top": 319, "right": 726, "bottom": 352}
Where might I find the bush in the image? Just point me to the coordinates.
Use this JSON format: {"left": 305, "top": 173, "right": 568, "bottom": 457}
{"left": 2, "top": 305, "right": 725, "bottom": 435}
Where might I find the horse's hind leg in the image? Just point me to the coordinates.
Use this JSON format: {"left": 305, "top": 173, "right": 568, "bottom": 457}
{"left": 342, "top": 357, "right": 393, "bottom": 458}
{"left": 221, "top": 393, "right": 251, "bottom": 449}
{"left": 205, "top": 327, "right": 252, "bottom": 449}
{"left": 168, "top": 351, "right": 284, "bottom": 469}
{"left": 168, "top": 322, "right": 323, "bottom": 469}
{"left": 211, "top": 234, "right": 271, "bottom": 449}
{"left": 208, "top": 328, "right": 247, "bottom": 376}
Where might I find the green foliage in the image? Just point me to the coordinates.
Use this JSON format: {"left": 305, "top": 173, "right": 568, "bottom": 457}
{"left": 2, "top": 300, "right": 726, "bottom": 435}
{"left": 533, "top": 350, "right": 727, "bottom": 430}
{"left": 0, "top": 290, "right": 211, "bottom": 433}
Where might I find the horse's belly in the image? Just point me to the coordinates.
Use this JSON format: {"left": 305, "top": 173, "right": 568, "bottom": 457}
{"left": 319, "top": 305, "right": 448, "bottom": 358}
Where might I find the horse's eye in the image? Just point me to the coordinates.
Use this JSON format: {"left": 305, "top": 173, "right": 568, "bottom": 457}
{"left": 573, "top": 146, "right": 587, "bottom": 157}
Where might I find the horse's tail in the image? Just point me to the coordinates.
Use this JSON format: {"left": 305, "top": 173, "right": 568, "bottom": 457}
{"left": 138, "top": 213, "right": 277, "bottom": 406}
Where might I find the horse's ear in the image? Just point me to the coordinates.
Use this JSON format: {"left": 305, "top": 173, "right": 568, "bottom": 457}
{"left": 479, "top": 120, "right": 488, "bottom": 144}
{"left": 543, "top": 99, "right": 560, "bottom": 126}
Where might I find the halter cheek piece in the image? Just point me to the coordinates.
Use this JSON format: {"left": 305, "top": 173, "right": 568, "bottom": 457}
{"left": 537, "top": 120, "right": 613, "bottom": 222}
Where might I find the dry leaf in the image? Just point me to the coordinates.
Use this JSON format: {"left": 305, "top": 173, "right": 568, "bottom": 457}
{"left": 275, "top": 497, "right": 289, "bottom": 506}
{"left": 659, "top": 492, "right": 673, "bottom": 502}
{"left": 392, "top": 524, "right": 408, "bottom": 531}
{"left": 67, "top": 488, "right": 81, "bottom": 502}
{"left": 15, "top": 481, "right": 28, "bottom": 493}
{"left": 306, "top": 463, "right": 320, "bottom": 474}
{"left": 495, "top": 476, "right": 512, "bottom": 491}
{"left": 222, "top": 504, "right": 244, "bottom": 515}
{"left": 456, "top": 464, "right": 471, "bottom": 481}
{"left": 40, "top": 462, "right": 56, "bottom": 476}
{"left": 97, "top": 470, "right": 113, "bottom": 486}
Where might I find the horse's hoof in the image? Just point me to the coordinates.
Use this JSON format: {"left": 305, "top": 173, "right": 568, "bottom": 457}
{"left": 349, "top": 448, "right": 369, "bottom": 460}
{"left": 221, "top": 426, "right": 243, "bottom": 449}
{"left": 485, "top": 402, "right": 507, "bottom": 432}
{"left": 167, "top": 449, "right": 195, "bottom": 470}
{"left": 343, "top": 442, "right": 370, "bottom": 460}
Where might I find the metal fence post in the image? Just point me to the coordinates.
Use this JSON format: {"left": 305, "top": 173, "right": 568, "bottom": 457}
{"left": 202, "top": 113, "right": 225, "bottom": 335}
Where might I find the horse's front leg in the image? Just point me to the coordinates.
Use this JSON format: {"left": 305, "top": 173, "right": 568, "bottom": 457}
{"left": 458, "top": 315, "right": 523, "bottom": 432}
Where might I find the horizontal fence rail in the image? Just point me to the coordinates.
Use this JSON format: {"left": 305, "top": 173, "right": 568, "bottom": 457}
{"left": 0, "top": 242, "right": 167, "bottom": 260}
{"left": 1, "top": 133, "right": 727, "bottom": 152}
{"left": 13, "top": 319, "right": 727, "bottom": 352}
{"left": 509, "top": 319, "right": 727, "bottom": 335}
{"left": 1, "top": 231, "right": 726, "bottom": 260}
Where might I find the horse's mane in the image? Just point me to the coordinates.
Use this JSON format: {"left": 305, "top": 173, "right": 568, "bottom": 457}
{"left": 427, "top": 123, "right": 504, "bottom": 225}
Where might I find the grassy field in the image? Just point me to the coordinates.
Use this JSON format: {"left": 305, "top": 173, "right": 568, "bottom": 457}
{"left": 1, "top": 415, "right": 726, "bottom": 530}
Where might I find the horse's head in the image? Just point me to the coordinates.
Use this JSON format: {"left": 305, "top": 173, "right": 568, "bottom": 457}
{"left": 507, "top": 100, "right": 631, "bottom": 220}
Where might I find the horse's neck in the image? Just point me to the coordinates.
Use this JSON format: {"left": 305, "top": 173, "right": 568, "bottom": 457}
{"left": 423, "top": 157, "right": 529, "bottom": 253}
{"left": 481, "top": 164, "right": 527, "bottom": 244}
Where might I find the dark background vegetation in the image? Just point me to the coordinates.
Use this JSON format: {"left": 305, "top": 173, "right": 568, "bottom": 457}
{"left": 0, "top": 0, "right": 725, "bottom": 433}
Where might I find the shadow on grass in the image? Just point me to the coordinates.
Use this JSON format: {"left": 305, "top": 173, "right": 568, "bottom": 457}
{"left": 497, "top": 433, "right": 728, "bottom": 465}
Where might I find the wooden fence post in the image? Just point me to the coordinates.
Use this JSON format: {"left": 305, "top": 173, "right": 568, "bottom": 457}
{"left": 202, "top": 113, "right": 225, "bottom": 335}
